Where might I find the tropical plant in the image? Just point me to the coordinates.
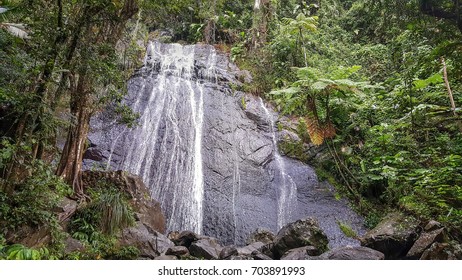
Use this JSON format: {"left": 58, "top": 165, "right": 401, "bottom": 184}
{"left": 269, "top": 65, "right": 368, "bottom": 145}
{"left": 0, "top": 6, "right": 29, "bottom": 39}
{"left": 0, "top": 244, "right": 52, "bottom": 260}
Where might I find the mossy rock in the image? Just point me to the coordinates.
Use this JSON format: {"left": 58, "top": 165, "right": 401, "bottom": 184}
{"left": 273, "top": 217, "right": 329, "bottom": 259}
{"left": 360, "top": 212, "right": 420, "bottom": 259}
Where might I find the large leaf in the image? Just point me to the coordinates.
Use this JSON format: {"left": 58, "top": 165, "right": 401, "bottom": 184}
{"left": 311, "top": 81, "right": 330, "bottom": 91}
{"left": 269, "top": 87, "right": 301, "bottom": 96}
{"left": 1, "top": 23, "right": 29, "bottom": 39}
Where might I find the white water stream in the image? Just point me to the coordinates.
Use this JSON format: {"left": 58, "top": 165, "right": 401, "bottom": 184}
{"left": 259, "top": 98, "right": 298, "bottom": 229}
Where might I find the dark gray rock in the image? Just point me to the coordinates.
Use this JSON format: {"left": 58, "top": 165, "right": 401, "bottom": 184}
{"left": 273, "top": 218, "right": 329, "bottom": 258}
{"left": 259, "top": 243, "right": 275, "bottom": 259}
{"left": 318, "top": 246, "right": 385, "bottom": 260}
{"left": 237, "top": 242, "right": 266, "bottom": 256}
{"left": 280, "top": 246, "right": 318, "bottom": 260}
{"left": 171, "top": 231, "right": 200, "bottom": 247}
{"left": 420, "top": 242, "right": 462, "bottom": 260}
{"left": 219, "top": 246, "right": 238, "bottom": 260}
{"left": 56, "top": 197, "right": 78, "bottom": 225}
{"left": 230, "top": 255, "right": 254, "bottom": 260}
{"left": 360, "top": 212, "right": 419, "bottom": 259}
{"left": 166, "top": 246, "right": 189, "bottom": 257}
{"left": 189, "top": 238, "right": 222, "bottom": 260}
{"left": 120, "top": 222, "right": 174, "bottom": 259}
{"left": 247, "top": 229, "right": 275, "bottom": 245}
{"left": 251, "top": 251, "right": 273, "bottom": 260}
{"left": 83, "top": 147, "right": 104, "bottom": 161}
{"left": 64, "top": 237, "right": 85, "bottom": 254}
{"left": 406, "top": 228, "right": 444, "bottom": 259}
{"left": 154, "top": 255, "right": 178, "bottom": 260}
{"left": 424, "top": 220, "right": 442, "bottom": 232}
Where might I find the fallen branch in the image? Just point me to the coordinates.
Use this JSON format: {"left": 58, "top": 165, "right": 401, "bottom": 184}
{"left": 441, "top": 57, "right": 462, "bottom": 132}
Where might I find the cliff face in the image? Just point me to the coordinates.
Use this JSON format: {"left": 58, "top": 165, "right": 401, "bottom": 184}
{"left": 84, "top": 41, "right": 364, "bottom": 246}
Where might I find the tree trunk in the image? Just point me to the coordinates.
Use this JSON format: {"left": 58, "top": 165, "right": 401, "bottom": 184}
{"left": 56, "top": 74, "right": 91, "bottom": 199}
{"left": 55, "top": 0, "right": 139, "bottom": 199}
{"left": 251, "top": 0, "right": 270, "bottom": 50}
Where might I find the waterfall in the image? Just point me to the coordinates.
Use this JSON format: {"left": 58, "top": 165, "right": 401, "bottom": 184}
{"left": 108, "top": 41, "right": 212, "bottom": 234}
{"left": 259, "top": 98, "right": 298, "bottom": 230}
{"left": 89, "top": 41, "right": 366, "bottom": 247}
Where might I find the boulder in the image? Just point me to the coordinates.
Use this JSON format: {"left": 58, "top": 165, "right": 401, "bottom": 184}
{"left": 64, "top": 236, "right": 85, "bottom": 254}
{"left": 55, "top": 197, "right": 78, "bottom": 225}
{"left": 420, "top": 242, "right": 462, "bottom": 260}
{"left": 7, "top": 197, "right": 77, "bottom": 248}
{"left": 82, "top": 171, "right": 166, "bottom": 234}
{"left": 259, "top": 243, "right": 275, "bottom": 259}
{"left": 83, "top": 147, "right": 104, "bottom": 161}
{"left": 251, "top": 251, "right": 273, "bottom": 260}
{"left": 171, "top": 231, "right": 200, "bottom": 247}
{"left": 189, "top": 238, "right": 222, "bottom": 260}
{"left": 120, "top": 222, "right": 173, "bottom": 259}
{"left": 406, "top": 228, "right": 444, "bottom": 259}
{"left": 246, "top": 229, "right": 275, "bottom": 245}
{"left": 424, "top": 220, "right": 442, "bottom": 232}
{"left": 11, "top": 225, "right": 51, "bottom": 248}
{"left": 318, "top": 246, "right": 385, "bottom": 260}
{"left": 219, "top": 246, "right": 239, "bottom": 260}
{"left": 230, "top": 255, "right": 254, "bottom": 260}
{"left": 167, "top": 231, "right": 180, "bottom": 241}
{"left": 237, "top": 242, "right": 266, "bottom": 256}
{"left": 166, "top": 246, "right": 189, "bottom": 257}
{"left": 360, "top": 212, "right": 419, "bottom": 259}
{"left": 220, "top": 242, "right": 273, "bottom": 260}
{"left": 154, "top": 255, "right": 178, "bottom": 260}
{"left": 280, "top": 246, "right": 318, "bottom": 260}
{"left": 273, "top": 218, "right": 329, "bottom": 258}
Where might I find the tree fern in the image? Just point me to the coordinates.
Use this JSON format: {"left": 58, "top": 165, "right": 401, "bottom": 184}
{"left": 269, "top": 65, "right": 368, "bottom": 145}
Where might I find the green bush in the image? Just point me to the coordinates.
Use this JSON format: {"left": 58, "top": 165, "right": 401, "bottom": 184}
{"left": 0, "top": 244, "right": 53, "bottom": 260}
{"left": 68, "top": 185, "right": 136, "bottom": 259}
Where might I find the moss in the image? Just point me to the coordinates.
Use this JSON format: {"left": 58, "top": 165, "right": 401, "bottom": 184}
{"left": 337, "top": 221, "right": 358, "bottom": 238}
{"left": 278, "top": 138, "right": 308, "bottom": 162}
{"left": 277, "top": 122, "right": 284, "bottom": 131}
{"left": 240, "top": 96, "right": 247, "bottom": 110}
{"left": 296, "top": 118, "right": 311, "bottom": 143}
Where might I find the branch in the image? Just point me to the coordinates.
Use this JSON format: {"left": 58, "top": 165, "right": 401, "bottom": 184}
{"left": 441, "top": 56, "right": 462, "bottom": 132}
{"left": 441, "top": 57, "right": 457, "bottom": 117}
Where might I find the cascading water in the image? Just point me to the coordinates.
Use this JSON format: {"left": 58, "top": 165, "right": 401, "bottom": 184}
{"left": 259, "top": 98, "right": 298, "bottom": 229}
{"left": 105, "top": 41, "right": 212, "bottom": 234}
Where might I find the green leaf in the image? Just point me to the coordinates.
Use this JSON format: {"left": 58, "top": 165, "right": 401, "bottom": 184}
{"left": 413, "top": 79, "right": 427, "bottom": 89}
{"left": 368, "top": 174, "right": 383, "bottom": 180}
{"left": 425, "top": 73, "right": 443, "bottom": 84}
{"left": 311, "top": 81, "right": 329, "bottom": 91}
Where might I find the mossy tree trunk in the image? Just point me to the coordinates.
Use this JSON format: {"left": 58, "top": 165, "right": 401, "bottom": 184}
{"left": 56, "top": 0, "right": 139, "bottom": 199}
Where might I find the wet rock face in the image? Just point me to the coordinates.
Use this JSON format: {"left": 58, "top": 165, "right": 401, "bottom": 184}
{"left": 85, "top": 41, "right": 365, "bottom": 246}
